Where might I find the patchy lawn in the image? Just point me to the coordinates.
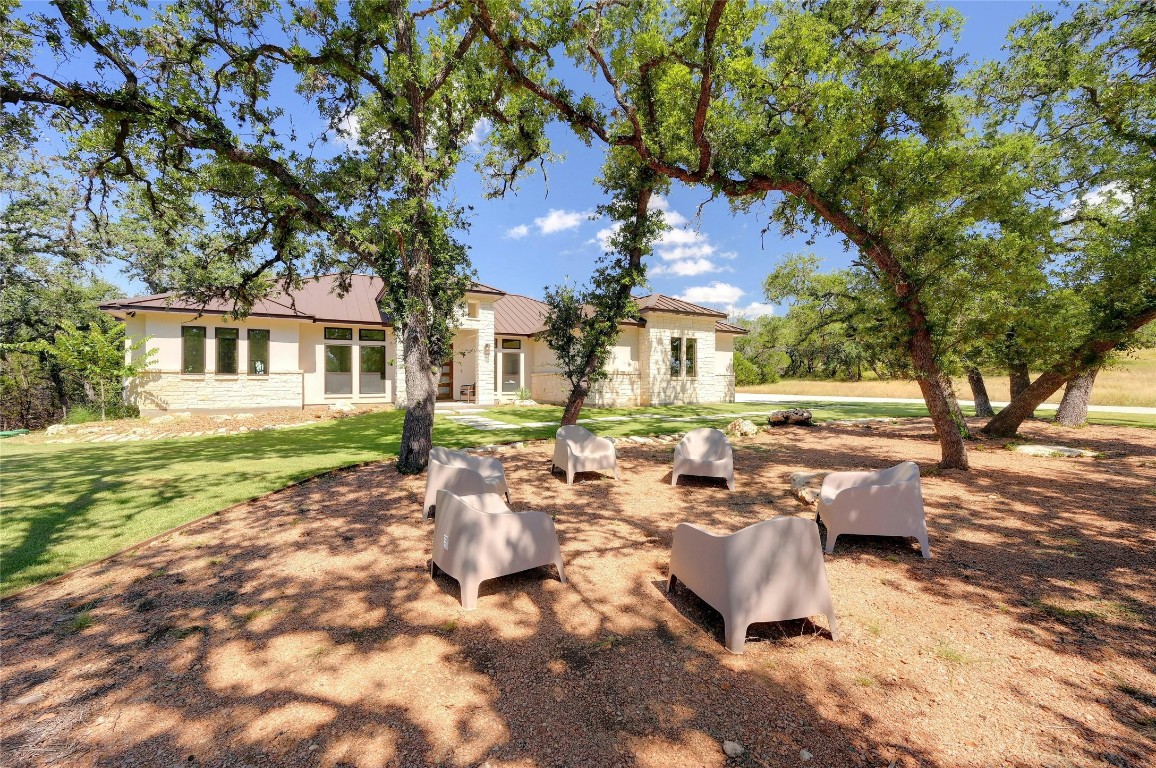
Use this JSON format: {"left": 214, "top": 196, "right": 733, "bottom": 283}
{"left": 1, "top": 419, "right": 1153, "bottom": 767}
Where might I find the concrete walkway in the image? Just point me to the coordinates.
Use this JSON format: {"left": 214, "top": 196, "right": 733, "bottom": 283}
{"left": 735, "top": 392, "right": 1156, "bottom": 415}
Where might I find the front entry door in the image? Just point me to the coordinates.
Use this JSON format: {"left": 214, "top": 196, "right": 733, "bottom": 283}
{"left": 437, "top": 359, "right": 453, "bottom": 400}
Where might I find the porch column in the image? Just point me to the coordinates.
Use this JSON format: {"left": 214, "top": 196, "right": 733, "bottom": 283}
{"left": 476, "top": 302, "right": 496, "bottom": 406}
{"left": 393, "top": 335, "right": 406, "bottom": 406}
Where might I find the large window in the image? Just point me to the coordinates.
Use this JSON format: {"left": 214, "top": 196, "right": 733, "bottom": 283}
{"left": 216, "top": 328, "right": 239, "bottom": 374}
{"left": 501, "top": 352, "right": 520, "bottom": 393}
{"left": 670, "top": 337, "right": 682, "bottom": 377}
{"left": 325, "top": 345, "right": 353, "bottom": 394}
{"left": 360, "top": 346, "right": 387, "bottom": 395}
{"left": 182, "top": 326, "right": 206, "bottom": 374}
{"left": 685, "top": 338, "right": 697, "bottom": 378}
{"left": 248, "top": 329, "right": 269, "bottom": 375}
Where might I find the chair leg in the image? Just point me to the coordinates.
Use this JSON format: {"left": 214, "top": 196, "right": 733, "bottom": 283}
{"left": 666, "top": 573, "right": 677, "bottom": 593}
{"left": 554, "top": 555, "right": 567, "bottom": 584}
{"left": 671, "top": 472, "right": 679, "bottom": 487}
{"left": 918, "top": 534, "right": 931, "bottom": 559}
{"left": 723, "top": 618, "right": 748, "bottom": 655}
{"left": 825, "top": 606, "right": 841, "bottom": 641}
{"left": 566, "top": 469, "right": 574, "bottom": 485}
{"left": 459, "top": 578, "right": 480, "bottom": 611}
{"left": 505, "top": 491, "right": 511, "bottom": 503}
{"left": 824, "top": 532, "right": 839, "bottom": 555}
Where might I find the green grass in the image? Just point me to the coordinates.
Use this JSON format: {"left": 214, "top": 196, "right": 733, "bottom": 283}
{"left": 3, "top": 398, "right": 1153, "bottom": 596}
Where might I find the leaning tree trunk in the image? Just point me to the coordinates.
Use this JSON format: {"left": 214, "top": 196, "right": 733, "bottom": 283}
{"left": 1008, "top": 362, "right": 1035, "bottom": 419}
{"left": 1054, "top": 366, "right": 1099, "bottom": 427}
{"left": 908, "top": 327, "right": 970, "bottom": 469}
{"left": 966, "top": 367, "right": 995, "bottom": 418}
{"left": 561, "top": 378, "right": 591, "bottom": 426}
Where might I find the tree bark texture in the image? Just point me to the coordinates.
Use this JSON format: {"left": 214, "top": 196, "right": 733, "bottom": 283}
{"left": 1054, "top": 367, "right": 1099, "bottom": 427}
{"left": 967, "top": 367, "right": 995, "bottom": 418}
{"left": 397, "top": 313, "right": 437, "bottom": 473}
{"left": 1008, "top": 362, "right": 1033, "bottom": 418}
{"left": 561, "top": 379, "right": 590, "bottom": 426}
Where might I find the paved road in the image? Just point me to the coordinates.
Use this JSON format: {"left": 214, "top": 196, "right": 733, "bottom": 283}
{"left": 735, "top": 392, "right": 1156, "bottom": 416}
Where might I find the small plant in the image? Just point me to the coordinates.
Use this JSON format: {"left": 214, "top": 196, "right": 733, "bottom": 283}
{"left": 515, "top": 386, "right": 532, "bottom": 401}
{"left": 173, "top": 625, "right": 207, "bottom": 639}
{"left": 439, "top": 619, "right": 458, "bottom": 633}
{"left": 853, "top": 675, "right": 877, "bottom": 687}
{"left": 934, "top": 643, "right": 968, "bottom": 665}
{"left": 69, "top": 611, "right": 93, "bottom": 633}
{"left": 866, "top": 621, "right": 883, "bottom": 638}
{"left": 64, "top": 405, "right": 101, "bottom": 425}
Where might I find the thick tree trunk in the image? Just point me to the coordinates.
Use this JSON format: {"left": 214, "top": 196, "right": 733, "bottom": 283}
{"left": 966, "top": 367, "right": 995, "bottom": 418}
{"left": 1054, "top": 367, "right": 1099, "bottom": 427}
{"left": 1008, "top": 362, "right": 1033, "bottom": 418}
{"left": 909, "top": 328, "right": 970, "bottom": 469}
{"left": 561, "top": 379, "right": 591, "bottom": 425}
{"left": 397, "top": 313, "right": 438, "bottom": 473}
{"left": 983, "top": 371, "right": 1067, "bottom": 437}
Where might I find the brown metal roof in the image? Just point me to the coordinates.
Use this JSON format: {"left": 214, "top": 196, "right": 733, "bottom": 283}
{"left": 101, "top": 274, "right": 505, "bottom": 327}
{"left": 493, "top": 293, "right": 549, "bottom": 336}
{"left": 714, "top": 320, "right": 749, "bottom": 335}
{"left": 635, "top": 294, "right": 728, "bottom": 318}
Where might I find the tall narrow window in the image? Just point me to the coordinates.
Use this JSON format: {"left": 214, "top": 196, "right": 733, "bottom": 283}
{"left": 181, "top": 326, "right": 206, "bottom": 374}
{"left": 360, "top": 346, "right": 387, "bottom": 394}
{"left": 501, "top": 352, "right": 520, "bottom": 393}
{"left": 685, "top": 338, "right": 697, "bottom": 378}
{"left": 215, "top": 328, "right": 239, "bottom": 374}
{"left": 670, "top": 337, "right": 682, "bottom": 377}
{"left": 248, "top": 329, "right": 269, "bottom": 375}
{"left": 325, "top": 345, "right": 353, "bottom": 394}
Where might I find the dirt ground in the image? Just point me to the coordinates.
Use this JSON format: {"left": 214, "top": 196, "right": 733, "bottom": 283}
{"left": 2, "top": 419, "right": 1154, "bottom": 768}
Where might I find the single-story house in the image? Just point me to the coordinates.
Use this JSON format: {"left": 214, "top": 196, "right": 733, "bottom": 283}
{"left": 100, "top": 274, "right": 746, "bottom": 414}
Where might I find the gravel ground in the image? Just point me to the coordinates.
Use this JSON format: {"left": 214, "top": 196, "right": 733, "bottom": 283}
{"left": 2, "top": 419, "right": 1154, "bottom": 768}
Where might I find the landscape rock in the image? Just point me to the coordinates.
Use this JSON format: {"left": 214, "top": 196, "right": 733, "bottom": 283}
{"left": 768, "top": 408, "right": 813, "bottom": 427}
{"left": 45, "top": 424, "right": 69, "bottom": 435}
{"left": 329, "top": 402, "right": 355, "bottom": 413}
{"left": 149, "top": 415, "right": 174, "bottom": 424}
{"left": 725, "top": 418, "right": 759, "bottom": 437}
{"left": 722, "top": 740, "right": 745, "bottom": 758}
{"left": 1012, "top": 444, "right": 1101, "bottom": 458}
{"left": 790, "top": 471, "right": 828, "bottom": 506}
{"left": 800, "top": 748, "right": 814, "bottom": 761}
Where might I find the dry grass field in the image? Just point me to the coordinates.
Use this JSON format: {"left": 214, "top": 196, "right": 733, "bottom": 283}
{"left": 740, "top": 348, "right": 1156, "bottom": 408}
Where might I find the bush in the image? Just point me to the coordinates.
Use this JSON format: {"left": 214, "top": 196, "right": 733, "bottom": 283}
{"left": 64, "top": 405, "right": 101, "bottom": 424}
{"left": 515, "top": 386, "right": 532, "bottom": 401}
{"left": 734, "top": 351, "right": 762, "bottom": 387}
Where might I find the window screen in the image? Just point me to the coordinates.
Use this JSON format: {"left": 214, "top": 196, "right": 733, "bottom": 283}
{"left": 216, "top": 328, "right": 239, "bottom": 374}
{"left": 248, "top": 329, "right": 269, "bottom": 375}
{"left": 182, "top": 326, "right": 206, "bottom": 374}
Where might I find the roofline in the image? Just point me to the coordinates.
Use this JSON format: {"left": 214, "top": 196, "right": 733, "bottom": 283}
{"left": 98, "top": 302, "right": 314, "bottom": 322}
{"left": 638, "top": 306, "right": 728, "bottom": 319}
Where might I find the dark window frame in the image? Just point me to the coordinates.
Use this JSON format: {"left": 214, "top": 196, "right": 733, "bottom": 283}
{"left": 685, "top": 338, "right": 697, "bottom": 378}
{"left": 358, "top": 328, "right": 386, "bottom": 341}
{"left": 670, "top": 337, "right": 683, "bottom": 377}
{"left": 215, "top": 327, "right": 239, "bottom": 375}
{"left": 324, "top": 327, "right": 353, "bottom": 341}
{"left": 247, "top": 329, "right": 270, "bottom": 376}
{"left": 501, "top": 338, "right": 521, "bottom": 350}
{"left": 181, "top": 326, "right": 206, "bottom": 374}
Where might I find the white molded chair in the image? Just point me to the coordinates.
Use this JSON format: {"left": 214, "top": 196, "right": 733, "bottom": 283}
{"left": 668, "top": 517, "right": 839, "bottom": 654}
{"left": 430, "top": 491, "right": 566, "bottom": 610}
{"left": 672, "top": 428, "right": 734, "bottom": 490}
{"left": 551, "top": 426, "right": 619, "bottom": 485}
{"left": 817, "top": 461, "right": 930, "bottom": 558}
{"left": 423, "top": 446, "right": 510, "bottom": 520}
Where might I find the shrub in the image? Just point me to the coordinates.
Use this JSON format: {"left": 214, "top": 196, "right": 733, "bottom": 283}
{"left": 64, "top": 405, "right": 101, "bottom": 424}
{"left": 515, "top": 386, "right": 532, "bottom": 401}
{"left": 734, "top": 351, "right": 762, "bottom": 386}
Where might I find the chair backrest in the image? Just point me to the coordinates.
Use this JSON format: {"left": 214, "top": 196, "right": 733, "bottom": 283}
{"left": 556, "top": 425, "right": 596, "bottom": 445}
{"left": 430, "top": 446, "right": 470, "bottom": 468}
{"left": 872, "top": 461, "right": 920, "bottom": 486}
{"left": 679, "top": 428, "right": 729, "bottom": 460}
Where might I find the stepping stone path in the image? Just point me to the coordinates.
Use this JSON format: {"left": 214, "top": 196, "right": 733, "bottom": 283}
{"left": 445, "top": 414, "right": 519, "bottom": 431}
{"left": 1011, "top": 444, "right": 1102, "bottom": 458}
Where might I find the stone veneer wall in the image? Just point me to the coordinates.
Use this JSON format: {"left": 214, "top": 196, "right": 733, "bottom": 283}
{"left": 530, "top": 372, "right": 642, "bottom": 408}
{"left": 639, "top": 314, "right": 728, "bottom": 405}
{"left": 131, "top": 371, "right": 303, "bottom": 413}
{"left": 394, "top": 297, "right": 496, "bottom": 406}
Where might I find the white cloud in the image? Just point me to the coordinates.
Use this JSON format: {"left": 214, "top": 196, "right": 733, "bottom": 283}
{"left": 678, "top": 282, "right": 745, "bottom": 305}
{"left": 505, "top": 224, "right": 530, "bottom": 239}
{"left": 728, "top": 302, "right": 776, "bottom": 319}
{"left": 467, "top": 118, "right": 492, "bottom": 148}
{"left": 652, "top": 258, "right": 726, "bottom": 277}
{"left": 657, "top": 243, "right": 717, "bottom": 261}
{"left": 333, "top": 114, "right": 360, "bottom": 148}
{"left": 1062, "top": 181, "right": 1134, "bottom": 218}
{"left": 535, "top": 209, "right": 592, "bottom": 234}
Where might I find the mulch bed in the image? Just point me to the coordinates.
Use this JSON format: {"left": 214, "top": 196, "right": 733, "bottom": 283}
{"left": 2, "top": 419, "right": 1154, "bottom": 767}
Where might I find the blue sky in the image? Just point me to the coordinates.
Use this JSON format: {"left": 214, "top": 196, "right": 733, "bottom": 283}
{"left": 57, "top": 1, "right": 1056, "bottom": 315}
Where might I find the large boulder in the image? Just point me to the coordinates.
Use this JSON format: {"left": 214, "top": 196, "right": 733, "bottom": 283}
{"left": 725, "top": 418, "right": 759, "bottom": 437}
{"left": 768, "top": 408, "right": 813, "bottom": 427}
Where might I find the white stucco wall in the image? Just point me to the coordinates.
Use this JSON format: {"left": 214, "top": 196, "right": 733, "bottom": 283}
{"left": 394, "top": 293, "right": 496, "bottom": 406}
{"left": 127, "top": 312, "right": 305, "bottom": 412}
{"left": 299, "top": 323, "right": 396, "bottom": 407}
